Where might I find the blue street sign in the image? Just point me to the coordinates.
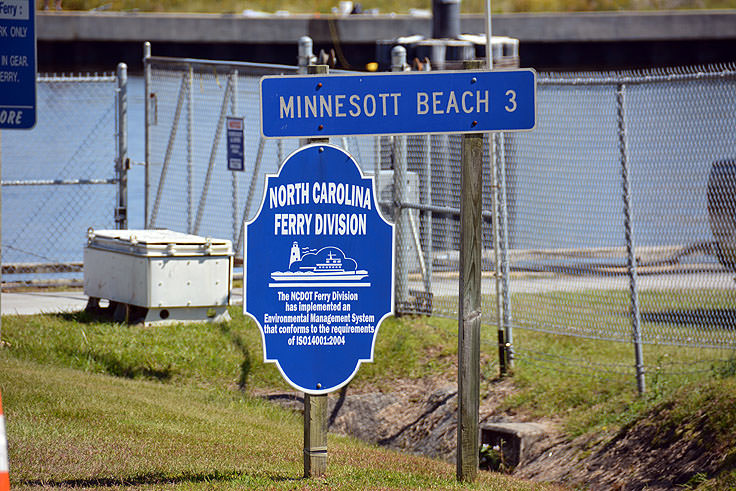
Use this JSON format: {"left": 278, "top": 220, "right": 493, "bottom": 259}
{"left": 244, "top": 144, "right": 394, "bottom": 394}
{"left": 0, "top": 0, "right": 36, "bottom": 129}
{"left": 226, "top": 116, "right": 244, "bottom": 171}
{"left": 260, "top": 69, "right": 535, "bottom": 138}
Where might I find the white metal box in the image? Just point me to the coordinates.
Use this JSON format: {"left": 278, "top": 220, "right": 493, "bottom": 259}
{"left": 84, "top": 229, "right": 232, "bottom": 324}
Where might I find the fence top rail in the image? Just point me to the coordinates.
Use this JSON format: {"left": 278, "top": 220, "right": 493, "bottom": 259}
{"left": 38, "top": 73, "right": 116, "bottom": 82}
{"left": 147, "top": 55, "right": 299, "bottom": 75}
{"left": 146, "top": 55, "right": 355, "bottom": 75}
{"left": 538, "top": 63, "right": 736, "bottom": 86}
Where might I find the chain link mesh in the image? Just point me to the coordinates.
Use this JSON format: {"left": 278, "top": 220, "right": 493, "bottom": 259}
{"left": 146, "top": 61, "right": 303, "bottom": 248}
{"left": 146, "top": 59, "right": 736, "bottom": 385}
{"left": 1, "top": 74, "right": 119, "bottom": 285}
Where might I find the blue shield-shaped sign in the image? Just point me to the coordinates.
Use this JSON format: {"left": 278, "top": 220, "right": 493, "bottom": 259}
{"left": 244, "top": 143, "right": 395, "bottom": 394}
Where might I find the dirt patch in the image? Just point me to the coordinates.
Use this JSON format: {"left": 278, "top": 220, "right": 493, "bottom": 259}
{"left": 261, "top": 376, "right": 554, "bottom": 462}
{"left": 261, "top": 379, "right": 733, "bottom": 489}
{"left": 517, "top": 407, "right": 734, "bottom": 490}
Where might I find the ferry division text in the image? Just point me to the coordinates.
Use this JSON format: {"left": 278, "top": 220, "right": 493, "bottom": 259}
{"left": 269, "top": 181, "right": 373, "bottom": 236}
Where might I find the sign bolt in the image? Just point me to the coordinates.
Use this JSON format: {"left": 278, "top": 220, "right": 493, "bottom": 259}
{"left": 317, "top": 82, "right": 323, "bottom": 89}
{"left": 316, "top": 383, "right": 322, "bottom": 389}
{"left": 318, "top": 124, "right": 324, "bottom": 131}
{"left": 472, "top": 120, "right": 478, "bottom": 127}
{"left": 471, "top": 77, "right": 477, "bottom": 84}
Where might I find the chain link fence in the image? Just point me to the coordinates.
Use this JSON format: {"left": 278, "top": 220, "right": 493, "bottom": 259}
{"left": 506, "top": 66, "right": 736, "bottom": 389}
{"left": 1, "top": 69, "right": 126, "bottom": 287}
{"left": 145, "top": 52, "right": 736, "bottom": 391}
{"left": 144, "top": 51, "right": 381, "bottom": 257}
{"left": 1, "top": 44, "right": 731, "bottom": 391}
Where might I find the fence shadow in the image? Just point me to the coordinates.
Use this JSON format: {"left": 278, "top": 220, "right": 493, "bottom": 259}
{"left": 641, "top": 309, "right": 736, "bottom": 329}
{"left": 18, "top": 470, "right": 301, "bottom": 488}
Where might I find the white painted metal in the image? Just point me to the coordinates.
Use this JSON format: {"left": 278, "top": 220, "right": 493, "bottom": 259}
{"left": 83, "top": 229, "right": 232, "bottom": 322}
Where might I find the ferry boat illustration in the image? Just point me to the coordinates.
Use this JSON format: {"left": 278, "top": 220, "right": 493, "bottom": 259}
{"left": 270, "top": 242, "right": 369, "bottom": 284}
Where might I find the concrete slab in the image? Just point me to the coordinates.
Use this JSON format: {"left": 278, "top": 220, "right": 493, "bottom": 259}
{"left": 1, "top": 288, "right": 244, "bottom": 316}
{"left": 480, "top": 422, "right": 548, "bottom": 470}
{"left": 1, "top": 291, "right": 88, "bottom": 316}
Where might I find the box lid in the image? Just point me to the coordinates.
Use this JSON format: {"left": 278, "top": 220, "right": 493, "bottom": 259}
{"left": 87, "top": 229, "right": 233, "bottom": 257}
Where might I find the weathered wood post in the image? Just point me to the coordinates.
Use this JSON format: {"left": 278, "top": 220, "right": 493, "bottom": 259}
{"left": 304, "top": 390, "right": 328, "bottom": 477}
{"left": 303, "top": 63, "right": 330, "bottom": 479}
{"left": 457, "top": 58, "right": 485, "bottom": 482}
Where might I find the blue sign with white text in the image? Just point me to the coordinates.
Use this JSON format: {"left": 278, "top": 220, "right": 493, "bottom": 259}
{"left": 260, "top": 69, "right": 535, "bottom": 138}
{"left": 0, "top": 0, "right": 36, "bottom": 129}
{"left": 226, "top": 116, "right": 245, "bottom": 171}
{"left": 244, "top": 144, "right": 394, "bottom": 394}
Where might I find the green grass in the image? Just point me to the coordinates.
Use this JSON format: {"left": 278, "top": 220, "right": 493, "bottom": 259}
{"left": 43, "top": 0, "right": 736, "bottom": 16}
{"left": 2, "top": 356, "right": 546, "bottom": 489}
{"left": 0, "top": 308, "right": 550, "bottom": 489}
{"left": 0, "top": 308, "right": 465, "bottom": 394}
{"left": 492, "top": 287, "right": 736, "bottom": 437}
{"left": 2, "top": 285, "right": 736, "bottom": 489}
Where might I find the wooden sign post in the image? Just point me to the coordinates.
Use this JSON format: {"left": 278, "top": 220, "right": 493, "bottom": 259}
{"left": 302, "top": 63, "right": 330, "bottom": 479}
{"left": 457, "top": 59, "right": 485, "bottom": 482}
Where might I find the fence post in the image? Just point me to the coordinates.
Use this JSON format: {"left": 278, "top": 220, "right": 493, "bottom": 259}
{"left": 418, "top": 61, "right": 433, "bottom": 296}
{"left": 143, "top": 42, "right": 151, "bottom": 228}
{"left": 497, "top": 132, "right": 513, "bottom": 368}
{"left": 231, "top": 69, "right": 239, "bottom": 244}
{"left": 303, "top": 63, "right": 330, "bottom": 479}
{"left": 187, "top": 64, "right": 193, "bottom": 233}
{"left": 457, "top": 58, "right": 484, "bottom": 483}
{"left": 617, "top": 83, "right": 646, "bottom": 395}
{"left": 116, "top": 62, "right": 128, "bottom": 230}
{"left": 490, "top": 131, "right": 507, "bottom": 376}
{"left": 392, "top": 45, "right": 409, "bottom": 313}
{"left": 298, "top": 36, "right": 315, "bottom": 75}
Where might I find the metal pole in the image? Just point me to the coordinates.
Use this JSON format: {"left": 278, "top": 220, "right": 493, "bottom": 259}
{"left": 231, "top": 69, "right": 239, "bottom": 244}
{"left": 617, "top": 83, "right": 645, "bottom": 395}
{"left": 497, "top": 133, "right": 512, "bottom": 368}
{"left": 457, "top": 58, "right": 484, "bottom": 483}
{"left": 392, "top": 46, "right": 409, "bottom": 314}
{"left": 116, "top": 63, "right": 128, "bottom": 230}
{"left": 420, "top": 49, "right": 433, "bottom": 296}
{"left": 303, "top": 63, "right": 330, "bottom": 479}
{"left": 422, "top": 130, "right": 433, "bottom": 295}
{"left": 484, "top": 0, "right": 507, "bottom": 377}
{"left": 485, "top": 0, "right": 493, "bottom": 70}
{"left": 187, "top": 64, "right": 193, "bottom": 233}
{"left": 491, "top": 136, "right": 506, "bottom": 375}
{"left": 298, "top": 36, "right": 315, "bottom": 75}
{"left": 143, "top": 42, "right": 152, "bottom": 227}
